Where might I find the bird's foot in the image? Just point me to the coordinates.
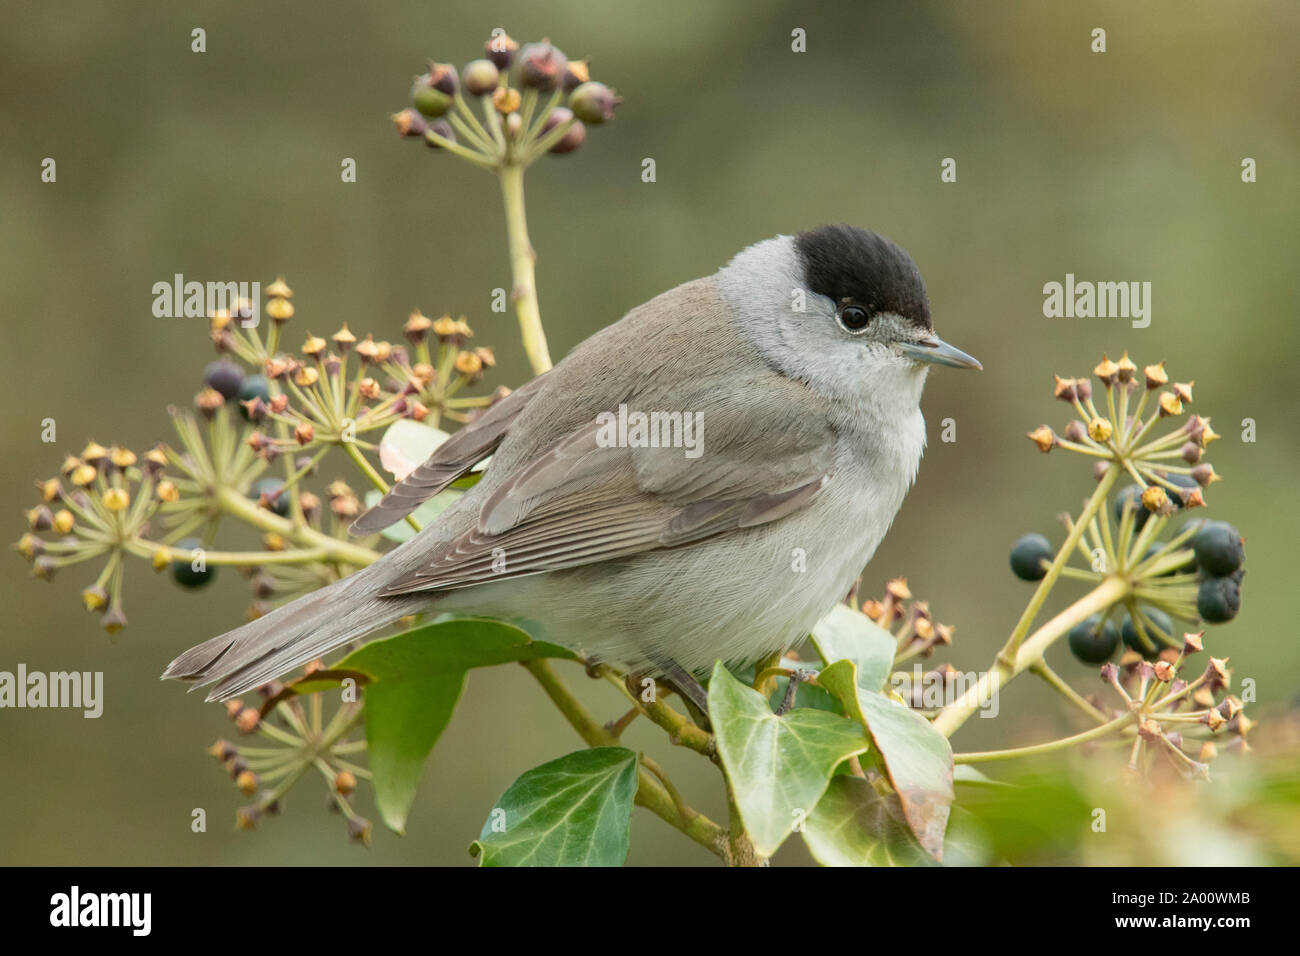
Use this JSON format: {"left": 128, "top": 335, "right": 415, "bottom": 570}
{"left": 773, "top": 668, "right": 814, "bottom": 717}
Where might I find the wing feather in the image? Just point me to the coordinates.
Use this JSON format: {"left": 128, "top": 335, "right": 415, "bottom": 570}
{"left": 349, "top": 374, "right": 548, "bottom": 534}
{"left": 378, "top": 379, "right": 838, "bottom": 597}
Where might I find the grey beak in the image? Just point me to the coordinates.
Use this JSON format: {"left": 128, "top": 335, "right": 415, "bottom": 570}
{"left": 899, "top": 335, "right": 982, "bottom": 370}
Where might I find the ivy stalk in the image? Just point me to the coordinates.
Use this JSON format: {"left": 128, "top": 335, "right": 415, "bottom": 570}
{"left": 520, "top": 658, "right": 728, "bottom": 855}
{"left": 214, "top": 486, "right": 379, "bottom": 569}
{"left": 931, "top": 463, "right": 1125, "bottom": 737}
{"left": 498, "top": 163, "right": 552, "bottom": 374}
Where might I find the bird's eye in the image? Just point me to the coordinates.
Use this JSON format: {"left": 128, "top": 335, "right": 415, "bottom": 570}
{"left": 838, "top": 305, "right": 871, "bottom": 332}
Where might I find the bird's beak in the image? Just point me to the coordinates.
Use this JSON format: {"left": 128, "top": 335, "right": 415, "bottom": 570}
{"left": 898, "top": 334, "right": 982, "bottom": 370}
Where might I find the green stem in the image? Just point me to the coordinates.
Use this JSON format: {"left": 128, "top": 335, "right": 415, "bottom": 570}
{"left": 425, "top": 131, "right": 497, "bottom": 169}
{"left": 522, "top": 118, "right": 575, "bottom": 163}
{"left": 498, "top": 163, "right": 552, "bottom": 374}
{"left": 954, "top": 710, "right": 1138, "bottom": 763}
{"left": 1001, "top": 464, "right": 1120, "bottom": 663}
{"left": 341, "top": 440, "right": 421, "bottom": 534}
{"left": 931, "top": 574, "right": 1130, "bottom": 738}
{"left": 215, "top": 486, "right": 378, "bottom": 568}
{"left": 1029, "top": 659, "right": 1109, "bottom": 724}
{"left": 723, "top": 781, "right": 764, "bottom": 867}
{"left": 605, "top": 673, "right": 715, "bottom": 757}
{"left": 129, "top": 540, "right": 329, "bottom": 566}
{"left": 454, "top": 94, "right": 496, "bottom": 155}
{"left": 520, "top": 659, "right": 726, "bottom": 856}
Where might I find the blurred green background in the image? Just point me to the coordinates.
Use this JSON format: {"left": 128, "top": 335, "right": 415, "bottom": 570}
{"left": 1, "top": 0, "right": 1296, "bottom": 865}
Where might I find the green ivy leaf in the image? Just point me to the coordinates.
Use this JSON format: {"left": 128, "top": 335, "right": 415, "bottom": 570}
{"left": 362, "top": 488, "right": 460, "bottom": 542}
{"left": 372, "top": 419, "right": 455, "bottom": 541}
{"left": 336, "top": 618, "right": 575, "bottom": 833}
{"left": 817, "top": 659, "right": 954, "bottom": 861}
{"left": 469, "top": 748, "right": 638, "bottom": 866}
{"left": 709, "top": 661, "right": 871, "bottom": 857}
{"left": 377, "top": 419, "right": 451, "bottom": 477}
{"left": 803, "top": 776, "right": 987, "bottom": 866}
{"left": 810, "top": 602, "right": 896, "bottom": 692}
{"left": 953, "top": 765, "right": 1009, "bottom": 787}
{"left": 951, "top": 771, "right": 1095, "bottom": 862}
{"left": 367, "top": 420, "right": 489, "bottom": 539}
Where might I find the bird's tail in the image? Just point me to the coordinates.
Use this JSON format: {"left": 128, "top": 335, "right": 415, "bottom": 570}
{"left": 162, "top": 560, "right": 424, "bottom": 701}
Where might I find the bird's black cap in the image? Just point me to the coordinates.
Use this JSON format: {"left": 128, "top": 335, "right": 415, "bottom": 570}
{"left": 794, "top": 225, "right": 931, "bottom": 329}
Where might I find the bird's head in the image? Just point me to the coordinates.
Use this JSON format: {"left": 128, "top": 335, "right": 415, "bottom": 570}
{"left": 717, "top": 224, "right": 980, "bottom": 413}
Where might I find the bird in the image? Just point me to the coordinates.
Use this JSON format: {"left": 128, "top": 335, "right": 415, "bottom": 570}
{"left": 163, "top": 225, "right": 981, "bottom": 709}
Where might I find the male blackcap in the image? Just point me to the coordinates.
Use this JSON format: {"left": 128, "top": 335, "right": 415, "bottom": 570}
{"left": 164, "top": 225, "right": 980, "bottom": 708}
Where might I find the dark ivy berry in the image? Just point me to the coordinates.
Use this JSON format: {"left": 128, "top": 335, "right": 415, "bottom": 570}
{"left": 203, "top": 360, "right": 245, "bottom": 400}
{"left": 171, "top": 537, "right": 217, "bottom": 589}
{"left": 237, "top": 375, "right": 271, "bottom": 422}
{"left": 1121, "top": 606, "right": 1174, "bottom": 659}
{"left": 252, "top": 477, "right": 290, "bottom": 518}
{"left": 1197, "top": 571, "right": 1243, "bottom": 624}
{"left": 1113, "top": 485, "right": 1150, "bottom": 531}
{"left": 1009, "top": 533, "right": 1052, "bottom": 581}
{"left": 1068, "top": 614, "right": 1119, "bottom": 664}
{"left": 1162, "top": 473, "right": 1198, "bottom": 508}
{"left": 1192, "top": 520, "right": 1244, "bottom": 577}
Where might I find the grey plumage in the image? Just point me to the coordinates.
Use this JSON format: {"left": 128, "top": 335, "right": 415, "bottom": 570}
{"left": 163, "top": 227, "right": 978, "bottom": 701}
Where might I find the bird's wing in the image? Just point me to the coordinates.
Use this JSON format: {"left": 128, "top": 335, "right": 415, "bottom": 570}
{"left": 378, "top": 377, "right": 836, "bottom": 595}
{"left": 349, "top": 373, "right": 549, "bottom": 534}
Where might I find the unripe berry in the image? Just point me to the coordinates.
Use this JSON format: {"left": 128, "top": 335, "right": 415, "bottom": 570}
{"left": 234, "top": 707, "right": 260, "bottom": 734}
{"left": 541, "top": 107, "right": 585, "bottom": 154}
{"left": 424, "top": 119, "right": 455, "bottom": 149}
{"left": 485, "top": 31, "right": 519, "bottom": 69}
{"left": 462, "top": 59, "right": 500, "bottom": 96}
{"left": 516, "top": 41, "right": 568, "bottom": 91}
{"left": 236, "top": 770, "right": 259, "bottom": 796}
{"left": 411, "top": 75, "right": 451, "bottom": 118}
{"left": 569, "top": 81, "right": 621, "bottom": 123}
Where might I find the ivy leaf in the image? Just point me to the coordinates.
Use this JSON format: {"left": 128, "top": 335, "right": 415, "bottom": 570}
{"left": 817, "top": 659, "right": 954, "bottom": 861}
{"left": 469, "top": 748, "right": 638, "bottom": 866}
{"left": 377, "top": 419, "right": 451, "bottom": 480}
{"left": 810, "top": 602, "right": 896, "bottom": 692}
{"left": 367, "top": 420, "right": 488, "bottom": 539}
{"left": 709, "top": 662, "right": 871, "bottom": 857}
{"left": 953, "top": 765, "right": 1010, "bottom": 787}
{"left": 803, "top": 776, "right": 987, "bottom": 866}
{"left": 362, "top": 489, "right": 460, "bottom": 543}
{"left": 336, "top": 618, "right": 575, "bottom": 833}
